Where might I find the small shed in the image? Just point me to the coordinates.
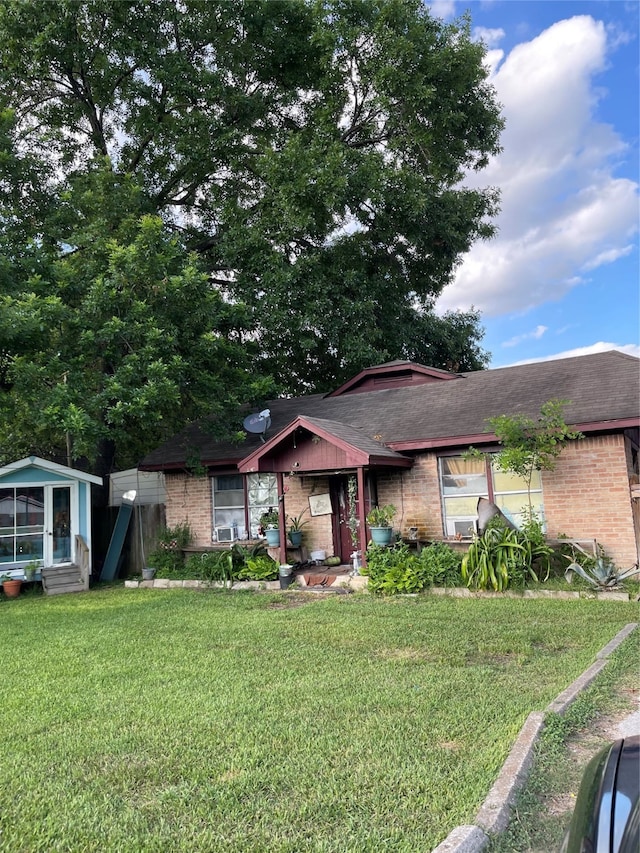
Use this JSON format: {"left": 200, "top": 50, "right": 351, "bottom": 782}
{"left": 107, "top": 468, "right": 166, "bottom": 575}
{"left": 0, "top": 456, "right": 102, "bottom": 591}
{"left": 109, "top": 468, "right": 166, "bottom": 506}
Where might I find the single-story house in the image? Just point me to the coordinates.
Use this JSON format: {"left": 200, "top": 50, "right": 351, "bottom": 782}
{"left": 139, "top": 351, "right": 640, "bottom": 569}
{"left": 0, "top": 456, "right": 102, "bottom": 587}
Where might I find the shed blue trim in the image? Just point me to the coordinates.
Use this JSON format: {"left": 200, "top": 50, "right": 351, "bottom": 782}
{"left": 79, "top": 482, "right": 88, "bottom": 539}
{"left": 0, "top": 467, "right": 72, "bottom": 484}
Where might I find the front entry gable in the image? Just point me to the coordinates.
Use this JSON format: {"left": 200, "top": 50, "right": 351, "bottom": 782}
{"left": 238, "top": 415, "right": 412, "bottom": 474}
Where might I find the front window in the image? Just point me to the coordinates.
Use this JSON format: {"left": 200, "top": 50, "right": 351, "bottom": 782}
{"left": 492, "top": 466, "right": 543, "bottom": 529}
{"left": 440, "top": 457, "right": 487, "bottom": 537}
{"left": 246, "top": 474, "right": 278, "bottom": 538}
{"left": 211, "top": 474, "right": 277, "bottom": 540}
{"left": 439, "top": 455, "right": 544, "bottom": 536}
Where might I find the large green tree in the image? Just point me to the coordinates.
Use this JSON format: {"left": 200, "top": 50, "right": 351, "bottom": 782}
{"left": 0, "top": 150, "right": 270, "bottom": 472}
{"left": 0, "top": 0, "right": 502, "bottom": 468}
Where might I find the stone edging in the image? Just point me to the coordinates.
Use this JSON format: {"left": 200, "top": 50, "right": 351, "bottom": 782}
{"left": 124, "top": 578, "right": 629, "bottom": 600}
{"left": 431, "top": 622, "right": 639, "bottom": 853}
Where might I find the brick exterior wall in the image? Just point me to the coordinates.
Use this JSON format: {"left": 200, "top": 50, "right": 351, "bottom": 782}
{"left": 284, "top": 475, "right": 335, "bottom": 556}
{"left": 377, "top": 435, "right": 637, "bottom": 568}
{"left": 376, "top": 456, "right": 444, "bottom": 541}
{"left": 165, "top": 473, "right": 212, "bottom": 546}
{"left": 542, "top": 434, "right": 638, "bottom": 567}
{"left": 164, "top": 433, "right": 639, "bottom": 567}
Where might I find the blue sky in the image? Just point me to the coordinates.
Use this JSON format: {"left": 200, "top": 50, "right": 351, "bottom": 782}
{"left": 428, "top": 0, "right": 639, "bottom": 366}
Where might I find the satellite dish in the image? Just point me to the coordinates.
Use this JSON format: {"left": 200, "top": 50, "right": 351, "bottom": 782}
{"left": 243, "top": 409, "right": 271, "bottom": 440}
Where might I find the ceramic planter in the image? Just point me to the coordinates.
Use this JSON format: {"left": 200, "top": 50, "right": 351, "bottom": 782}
{"left": 288, "top": 530, "right": 303, "bottom": 547}
{"left": 265, "top": 528, "right": 280, "bottom": 547}
{"left": 369, "top": 526, "right": 393, "bottom": 546}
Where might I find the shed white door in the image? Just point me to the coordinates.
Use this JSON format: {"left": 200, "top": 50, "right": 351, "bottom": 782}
{"left": 45, "top": 486, "right": 74, "bottom": 566}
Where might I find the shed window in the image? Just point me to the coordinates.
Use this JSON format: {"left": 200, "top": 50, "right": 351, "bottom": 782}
{"left": 0, "top": 487, "right": 45, "bottom": 563}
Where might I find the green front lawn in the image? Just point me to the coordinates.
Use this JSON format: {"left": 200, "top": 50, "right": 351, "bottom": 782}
{"left": 1, "top": 588, "right": 637, "bottom": 852}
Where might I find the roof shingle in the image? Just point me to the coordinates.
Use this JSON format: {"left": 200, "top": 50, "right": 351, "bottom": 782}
{"left": 140, "top": 351, "right": 640, "bottom": 470}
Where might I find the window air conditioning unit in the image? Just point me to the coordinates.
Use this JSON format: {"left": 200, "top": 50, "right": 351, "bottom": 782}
{"left": 216, "top": 525, "right": 238, "bottom": 543}
{"left": 447, "top": 518, "right": 477, "bottom": 538}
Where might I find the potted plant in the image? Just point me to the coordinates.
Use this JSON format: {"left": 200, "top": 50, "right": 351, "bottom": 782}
{"left": 366, "top": 504, "right": 397, "bottom": 546}
{"left": 260, "top": 508, "right": 280, "bottom": 547}
{"left": 1, "top": 573, "right": 23, "bottom": 599}
{"left": 287, "top": 509, "right": 309, "bottom": 547}
{"left": 24, "top": 560, "right": 39, "bottom": 582}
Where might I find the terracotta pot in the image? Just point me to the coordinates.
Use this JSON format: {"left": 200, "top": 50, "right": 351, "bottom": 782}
{"left": 2, "top": 579, "right": 23, "bottom": 599}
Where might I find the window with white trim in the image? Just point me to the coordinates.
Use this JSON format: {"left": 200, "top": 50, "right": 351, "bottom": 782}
{"left": 211, "top": 473, "right": 277, "bottom": 541}
{"left": 246, "top": 474, "right": 278, "bottom": 539}
{"left": 439, "top": 455, "right": 544, "bottom": 536}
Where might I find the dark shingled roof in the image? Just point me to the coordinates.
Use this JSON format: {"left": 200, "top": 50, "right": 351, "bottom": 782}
{"left": 140, "top": 351, "right": 640, "bottom": 470}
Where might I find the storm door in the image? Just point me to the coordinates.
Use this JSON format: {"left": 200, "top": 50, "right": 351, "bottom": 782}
{"left": 48, "top": 486, "right": 72, "bottom": 565}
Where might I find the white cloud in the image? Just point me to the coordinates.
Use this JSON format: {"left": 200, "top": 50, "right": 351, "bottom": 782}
{"left": 504, "top": 342, "right": 640, "bottom": 366}
{"left": 438, "top": 15, "right": 639, "bottom": 316}
{"left": 502, "top": 324, "right": 548, "bottom": 348}
{"left": 473, "top": 26, "right": 505, "bottom": 48}
{"left": 426, "top": 1, "right": 456, "bottom": 21}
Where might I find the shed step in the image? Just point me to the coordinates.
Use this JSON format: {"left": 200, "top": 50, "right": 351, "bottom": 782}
{"left": 45, "top": 582, "right": 86, "bottom": 595}
{"left": 42, "top": 564, "right": 86, "bottom": 595}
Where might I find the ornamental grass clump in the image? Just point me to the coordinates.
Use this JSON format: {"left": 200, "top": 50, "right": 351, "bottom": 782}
{"left": 461, "top": 515, "right": 554, "bottom": 591}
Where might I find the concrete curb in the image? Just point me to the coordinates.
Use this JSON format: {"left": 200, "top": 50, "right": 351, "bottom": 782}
{"left": 431, "top": 826, "right": 489, "bottom": 853}
{"left": 545, "top": 660, "right": 609, "bottom": 715}
{"left": 596, "top": 622, "right": 638, "bottom": 658}
{"left": 431, "top": 622, "right": 638, "bottom": 852}
{"left": 475, "top": 712, "right": 546, "bottom": 834}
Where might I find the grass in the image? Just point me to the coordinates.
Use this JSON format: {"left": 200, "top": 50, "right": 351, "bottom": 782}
{"left": 0, "top": 587, "right": 638, "bottom": 852}
{"left": 486, "top": 629, "right": 639, "bottom": 851}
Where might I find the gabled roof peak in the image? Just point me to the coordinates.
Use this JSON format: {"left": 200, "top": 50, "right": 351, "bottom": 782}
{"left": 326, "top": 361, "right": 461, "bottom": 398}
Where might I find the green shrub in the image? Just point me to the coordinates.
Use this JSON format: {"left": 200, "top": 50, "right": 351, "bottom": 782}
{"left": 366, "top": 544, "right": 424, "bottom": 595}
{"left": 148, "top": 522, "right": 194, "bottom": 577}
{"left": 148, "top": 548, "right": 185, "bottom": 576}
{"left": 365, "top": 542, "right": 463, "bottom": 595}
{"left": 238, "top": 555, "right": 278, "bottom": 581}
{"left": 152, "top": 540, "right": 279, "bottom": 584}
{"left": 417, "top": 542, "right": 463, "bottom": 586}
{"left": 184, "top": 551, "right": 237, "bottom": 583}
{"left": 157, "top": 522, "right": 193, "bottom": 550}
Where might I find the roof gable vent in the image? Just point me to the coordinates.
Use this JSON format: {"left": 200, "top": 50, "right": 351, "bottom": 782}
{"left": 326, "top": 361, "right": 460, "bottom": 397}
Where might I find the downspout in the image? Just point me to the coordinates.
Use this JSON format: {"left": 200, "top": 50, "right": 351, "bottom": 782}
{"left": 357, "top": 466, "right": 368, "bottom": 569}
{"left": 276, "top": 471, "right": 286, "bottom": 564}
